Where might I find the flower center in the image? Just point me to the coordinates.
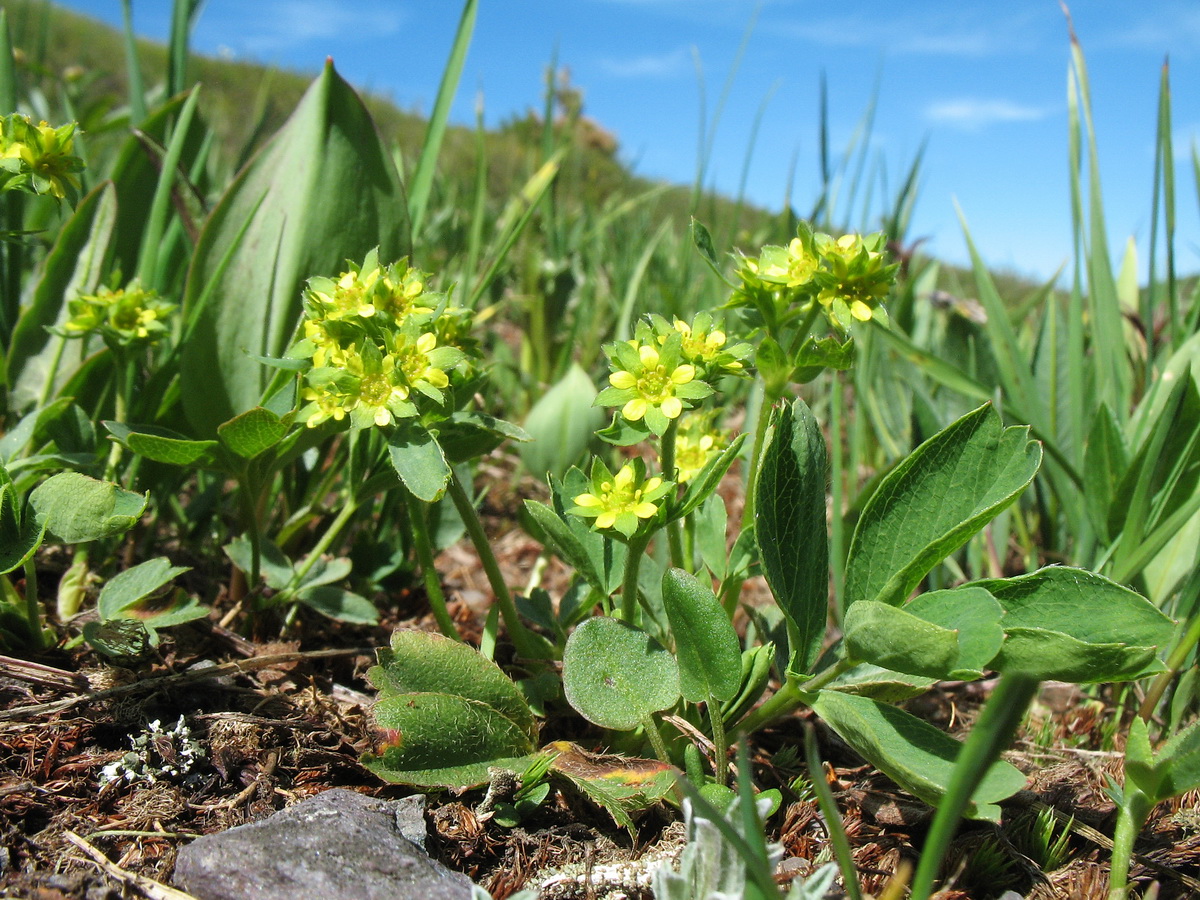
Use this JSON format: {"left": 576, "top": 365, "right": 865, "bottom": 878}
{"left": 359, "top": 373, "right": 392, "bottom": 406}
{"left": 637, "top": 366, "right": 671, "bottom": 400}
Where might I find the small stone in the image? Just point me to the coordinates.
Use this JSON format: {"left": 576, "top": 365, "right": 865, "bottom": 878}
{"left": 174, "top": 789, "right": 472, "bottom": 900}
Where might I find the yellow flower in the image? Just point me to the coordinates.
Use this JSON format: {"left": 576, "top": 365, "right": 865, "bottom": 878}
{"left": 600, "top": 339, "right": 710, "bottom": 435}
{"left": 569, "top": 462, "right": 673, "bottom": 537}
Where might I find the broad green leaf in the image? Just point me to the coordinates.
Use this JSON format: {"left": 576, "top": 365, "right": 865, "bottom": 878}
{"left": 845, "top": 403, "right": 1041, "bottom": 608}
{"left": 82, "top": 619, "right": 150, "bottom": 660}
{"left": 824, "top": 663, "right": 937, "bottom": 702}
{"left": 975, "top": 567, "right": 1173, "bottom": 682}
{"left": 368, "top": 629, "right": 537, "bottom": 741}
{"left": 298, "top": 585, "right": 379, "bottom": 624}
{"left": 293, "top": 555, "right": 352, "bottom": 591}
{"left": 661, "top": 568, "right": 742, "bottom": 702}
{"left": 388, "top": 423, "right": 451, "bottom": 503}
{"left": 524, "top": 498, "right": 602, "bottom": 588}
{"left": 217, "top": 407, "right": 290, "bottom": 460}
{"left": 904, "top": 586, "right": 1005, "bottom": 680}
{"left": 97, "top": 557, "right": 192, "bottom": 620}
{"left": 997, "top": 628, "right": 1159, "bottom": 683}
{"left": 0, "top": 481, "right": 43, "bottom": 575}
{"left": 29, "top": 473, "right": 147, "bottom": 543}
{"left": 562, "top": 617, "right": 680, "bottom": 731}
{"left": 437, "top": 411, "right": 530, "bottom": 465}
{"left": 7, "top": 181, "right": 117, "bottom": 408}
{"left": 843, "top": 600, "right": 959, "bottom": 680}
{"left": 362, "top": 692, "right": 536, "bottom": 789}
{"left": 812, "top": 690, "right": 1026, "bottom": 822}
{"left": 1083, "top": 402, "right": 1128, "bottom": 542}
{"left": 181, "top": 60, "right": 410, "bottom": 436}
{"left": 223, "top": 535, "right": 295, "bottom": 590}
{"left": 519, "top": 363, "right": 603, "bottom": 479}
{"left": 755, "top": 398, "right": 829, "bottom": 673}
{"left": 1153, "top": 718, "right": 1200, "bottom": 801}
{"left": 104, "top": 422, "right": 219, "bottom": 468}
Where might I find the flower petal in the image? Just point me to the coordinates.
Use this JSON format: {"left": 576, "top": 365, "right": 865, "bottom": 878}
{"left": 661, "top": 397, "right": 683, "bottom": 419}
{"left": 623, "top": 398, "right": 648, "bottom": 421}
{"left": 609, "top": 370, "right": 637, "bottom": 390}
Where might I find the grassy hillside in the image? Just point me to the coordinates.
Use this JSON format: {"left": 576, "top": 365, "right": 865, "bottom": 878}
{"left": 1, "top": 0, "right": 787, "bottom": 243}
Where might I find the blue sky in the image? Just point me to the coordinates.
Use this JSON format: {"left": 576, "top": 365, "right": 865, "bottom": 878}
{"left": 51, "top": 1, "right": 1200, "bottom": 284}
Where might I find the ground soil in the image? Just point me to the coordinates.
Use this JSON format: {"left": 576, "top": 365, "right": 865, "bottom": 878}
{"left": 2, "top": 466, "right": 1200, "bottom": 899}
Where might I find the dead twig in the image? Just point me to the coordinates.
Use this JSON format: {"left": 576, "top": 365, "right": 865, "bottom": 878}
{"left": 0, "top": 648, "right": 371, "bottom": 725}
{"left": 63, "top": 830, "right": 201, "bottom": 900}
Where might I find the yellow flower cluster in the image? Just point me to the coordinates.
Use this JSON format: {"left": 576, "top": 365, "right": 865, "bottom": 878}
{"left": 0, "top": 113, "right": 84, "bottom": 202}
{"left": 296, "top": 250, "right": 470, "bottom": 430}
{"left": 59, "top": 280, "right": 175, "bottom": 347}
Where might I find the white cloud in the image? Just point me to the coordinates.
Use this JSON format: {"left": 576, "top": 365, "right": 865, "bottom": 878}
{"left": 209, "top": 0, "right": 405, "bottom": 56}
{"left": 780, "top": 7, "right": 1050, "bottom": 58}
{"left": 599, "top": 48, "right": 690, "bottom": 78}
{"left": 924, "top": 98, "right": 1050, "bottom": 130}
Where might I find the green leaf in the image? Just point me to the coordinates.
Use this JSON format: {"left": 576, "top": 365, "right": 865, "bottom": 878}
{"left": 1153, "top": 718, "right": 1200, "bottom": 801}
{"left": 368, "top": 629, "right": 537, "bottom": 741}
{"left": 843, "top": 601, "right": 959, "bottom": 680}
{"left": 904, "top": 587, "right": 1005, "bottom": 680}
{"left": 562, "top": 617, "right": 680, "bottom": 730}
{"left": 1082, "top": 402, "right": 1127, "bottom": 543}
{"left": 97, "top": 557, "right": 192, "bottom": 620}
{"left": 661, "top": 568, "right": 742, "bottom": 702}
{"left": 388, "top": 423, "right": 451, "bottom": 503}
{"left": 676, "top": 432, "right": 747, "bottom": 519}
{"left": 82, "top": 619, "right": 150, "bottom": 660}
{"left": 217, "top": 407, "right": 291, "bottom": 460}
{"left": 297, "top": 585, "right": 379, "bottom": 624}
{"left": 104, "top": 422, "right": 220, "bottom": 468}
{"left": 755, "top": 398, "right": 829, "bottom": 673}
{"left": 824, "top": 663, "right": 937, "bottom": 702}
{"left": 812, "top": 690, "right": 1027, "bottom": 822}
{"left": 976, "top": 567, "right": 1174, "bottom": 682}
{"left": 845, "top": 403, "right": 1041, "bottom": 608}
{"left": 523, "top": 470, "right": 625, "bottom": 597}
{"left": 29, "top": 473, "right": 148, "bottom": 543}
{"left": 181, "top": 60, "right": 410, "bottom": 436}
{"left": 6, "top": 181, "right": 117, "bottom": 408}
{"left": 0, "top": 481, "right": 44, "bottom": 575}
{"left": 436, "top": 411, "right": 530, "bottom": 465}
{"left": 362, "top": 692, "right": 536, "bottom": 789}
{"left": 223, "top": 535, "right": 295, "bottom": 590}
{"left": 519, "top": 363, "right": 603, "bottom": 479}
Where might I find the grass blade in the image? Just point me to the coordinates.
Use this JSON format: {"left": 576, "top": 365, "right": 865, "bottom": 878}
{"left": 408, "top": 0, "right": 477, "bottom": 240}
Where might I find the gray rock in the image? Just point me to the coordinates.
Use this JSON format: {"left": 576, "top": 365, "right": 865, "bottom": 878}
{"left": 174, "top": 789, "right": 473, "bottom": 900}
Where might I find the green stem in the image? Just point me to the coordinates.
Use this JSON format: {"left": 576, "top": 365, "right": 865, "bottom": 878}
{"left": 447, "top": 469, "right": 546, "bottom": 660}
{"left": 732, "top": 677, "right": 806, "bottom": 736}
{"left": 103, "top": 352, "right": 132, "bottom": 481}
{"left": 733, "top": 659, "right": 855, "bottom": 737}
{"left": 288, "top": 498, "right": 360, "bottom": 589}
{"left": 619, "top": 531, "right": 652, "bottom": 624}
{"left": 640, "top": 710, "right": 672, "bottom": 766}
{"left": 739, "top": 380, "right": 776, "bottom": 529}
{"left": 406, "top": 493, "right": 463, "bottom": 642}
{"left": 23, "top": 558, "right": 47, "bottom": 651}
{"left": 660, "top": 418, "right": 685, "bottom": 570}
{"left": 1139, "top": 610, "right": 1200, "bottom": 722}
{"left": 1107, "top": 791, "right": 1152, "bottom": 900}
{"left": 707, "top": 690, "right": 730, "bottom": 787}
{"left": 909, "top": 672, "right": 1039, "bottom": 900}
